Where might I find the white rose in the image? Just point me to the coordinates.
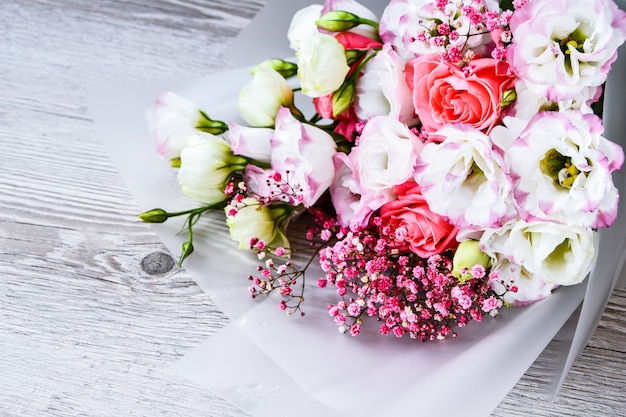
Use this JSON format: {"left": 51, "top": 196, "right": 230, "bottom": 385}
{"left": 177, "top": 132, "right": 247, "bottom": 205}
{"left": 297, "top": 33, "right": 350, "bottom": 98}
{"left": 237, "top": 64, "right": 294, "bottom": 127}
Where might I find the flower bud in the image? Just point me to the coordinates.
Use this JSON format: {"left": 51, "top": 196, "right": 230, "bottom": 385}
{"left": 196, "top": 111, "right": 228, "bottom": 135}
{"left": 225, "top": 198, "right": 292, "bottom": 251}
{"left": 138, "top": 208, "right": 169, "bottom": 223}
{"left": 178, "top": 241, "right": 194, "bottom": 266}
{"left": 451, "top": 240, "right": 491, "bottom": 282}
{"left": 332, "top": 77, "right": 356, "bottom": 117}
{"left": 256, "top": 59, "right": 298, "bottom": 78}
{"left": 316, "top": 11, "right": 362, "bottom": 32}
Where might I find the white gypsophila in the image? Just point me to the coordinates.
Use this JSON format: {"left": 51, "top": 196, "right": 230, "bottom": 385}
{"left": 351, "top": 115, "right": 423, "bottom": 209}
{"left": 414, "top": 124, "right": 514, "bottom": 230}
{"left": 508, "top": 0, "right": 626, "bottom": 101}
{"left": 287, "top": 4, "right": 323, "bottom": 51}
{"left": 177, "top": 132, "right": 246, "bottom": 205}
{"left": 354, "top": 44, "right": 418, "bottom": 125}
{"left": 237, "top": 64, "right": 294, "bottom": 127}
{"left": 379, "top": 0, "right": 492, "bottom": 60}
{"left": 507, "top": 219, "right": 598, "bottom": 286}
{"left": 297, "top": 32, "right": 350, "bottom": 98}
{"left": 478, "top": 220, "right": 558, "bottom": 305}
{"left": 510, "top": 80, "right": 601, "bottom": 121}
{"left": 506, "top": 111, "right": 624, "bottom": 228}
{"left": 150, "top": 92, "right": 203, "bottom": 161}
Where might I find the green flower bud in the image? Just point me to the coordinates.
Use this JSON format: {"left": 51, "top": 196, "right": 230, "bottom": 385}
{"left": 138, "top": 208, "right": 169, "bottom": 223}
{"left": 316, "top": 11, "right": 362, "bottom": 32}
{"left": 196, "top": 110, "right": 228, "bottom": 135}
{"left": 170, "top": 157, "right": 181, "bottom": 168}
{"left": 451, "top": 240, "right": 491, "bottom": 282}
{"left": 332, "top": 78, "right": 356, "bottom": 118}
{"left": 255, "top": 59, "right": 298, "bottom": 78}
{"left": 500, "top": 88, "right": 517, "bottom": 108}
{"left": 178, "top": 241, "right": 194, "bottom": 266}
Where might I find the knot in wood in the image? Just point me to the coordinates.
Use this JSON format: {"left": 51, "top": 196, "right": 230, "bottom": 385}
{"left": 141, "top": 252, "right": 175, "bottom": 274}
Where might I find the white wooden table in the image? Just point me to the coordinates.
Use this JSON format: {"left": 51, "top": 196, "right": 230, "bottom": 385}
{"left": 1, "top": 1, "right": 625, "bottom": 415}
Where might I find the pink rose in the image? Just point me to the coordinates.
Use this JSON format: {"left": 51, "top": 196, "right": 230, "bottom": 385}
{"left": 406, "top": 55, "right": 516, "bottom": 133}
{"left": 379, "top": 181, "right": 459, "bottom": 258}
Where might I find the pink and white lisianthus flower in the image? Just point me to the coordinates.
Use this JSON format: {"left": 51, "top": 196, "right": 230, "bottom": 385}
{"left": 414, "top": 123, "right": 514, "bottom": 229}
{"left": 509, "top": 80, "right": 601, "bottom": 121}
{"left": 507, "top": 0, "right": 626, "bottom": 101}
{"left": 505, "top": 111, "right": 624, "bottom": 228}
{"left": 350, "top": 115, "right": 423, "bottom": 209}
{"left": 149, "top": 92, "right": 204, "bottom": 161}
{"left": 224, "top": 123, "right": 274, "bottom": 164}
{"left": 329, "top": 152, "right": 373, "bottom": 227}
{"left": 379, "top": 0, "right": 494, "bottom": 61}
{"left": 267, "top": 107, "right": 337, "bottom": 208}
{"left": 354, "top": 44, "right": 418, "bottom": 125}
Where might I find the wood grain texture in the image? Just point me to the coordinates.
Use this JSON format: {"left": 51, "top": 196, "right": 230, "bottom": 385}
{"left": 0, "top": 1, "right": 624, "bottom": 416}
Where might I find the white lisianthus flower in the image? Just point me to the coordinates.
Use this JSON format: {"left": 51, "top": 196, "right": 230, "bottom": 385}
{"left": 490, "top": 259, "right": 557, "bottom": 306}
{"left": 479, "top": 220, "right": 558, "bottom": 306}
{"left": 177, "top": 132, "right": 247, "bottom": 205}
{"left": 354, "top": 44, "right": 418, "bottom": 125}
{"left": 506, "top": 111, "right": 624, "bottom": 228}
{"left": 297, "top": 32, "right": 350, "bottom": 98}
{"left": 510, "top": 80, "right": 601, "bottom": 121}
{"left": 225, "top": 198, "right": 291, "bottom": 251}
{"left": 237, "top": 64, "right": 294, "bottom": 127}
{"left": 149, "top": 92, "right": 203, "bottom": 161}
{"left": 508, "top": 0, "right": 626, "bottom": 101}
{"left": 224, "top": 123, "right": 274, "bottom": 164}
{"left": 351, "top": 115, "right": 423, "bottom": 210}
{"left": 414, "top": 124, "right": 514, "bottom": 230}
{"left": 507, "top": 220, "right": 598, "bottom": 287}
{"left": 287, "top": 4, "right": 323, "bottom": 51}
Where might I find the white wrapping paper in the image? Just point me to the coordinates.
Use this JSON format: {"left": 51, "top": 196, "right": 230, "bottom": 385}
{"left": 89, "top": 1, "right": 626, "bottom": 415}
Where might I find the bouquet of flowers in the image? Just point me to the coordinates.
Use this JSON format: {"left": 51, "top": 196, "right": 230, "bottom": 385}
{"left": 140, "top": 0, "right": 626, "bottom": 341}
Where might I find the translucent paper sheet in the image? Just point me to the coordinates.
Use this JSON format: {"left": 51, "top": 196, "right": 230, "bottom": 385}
{"left": 88, "top": 1, "right": 626, "bottom": 415}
